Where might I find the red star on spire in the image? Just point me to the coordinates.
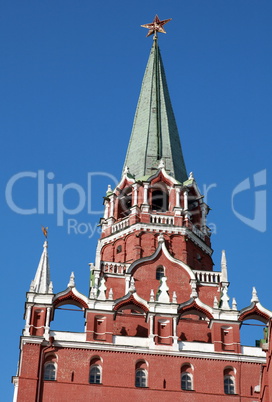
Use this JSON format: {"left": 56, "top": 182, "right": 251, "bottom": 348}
{"left": 141, "top": 15, "right": 172, "bottom": 38}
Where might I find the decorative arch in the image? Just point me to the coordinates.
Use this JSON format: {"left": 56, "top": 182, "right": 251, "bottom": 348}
{"left": 113, "top": 292, "right": 149, "bottom": 315}
{"left": 239, "top": 303, "right": 271, "bottom": 324}
{"left": 53, "top": 288, "right": 88, "bottom": 310}
{"left": 178, "top": 298, "right": 213, "bottom": 321}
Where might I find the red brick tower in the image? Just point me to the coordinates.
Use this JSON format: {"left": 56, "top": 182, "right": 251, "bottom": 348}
{"left": 13, "top": 17, "right": 271, "bottom": 402}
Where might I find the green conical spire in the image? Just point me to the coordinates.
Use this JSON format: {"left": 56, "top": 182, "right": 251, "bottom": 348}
{"left": 123, "top": 38, "right": 187, "bottom": 182}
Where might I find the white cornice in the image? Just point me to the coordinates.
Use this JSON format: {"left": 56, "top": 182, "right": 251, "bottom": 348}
{"left": 42, "top": 335, "right": 266, "bottom": 364}
{"left": 100, "top": 222, "right": 212, "bottom": 256}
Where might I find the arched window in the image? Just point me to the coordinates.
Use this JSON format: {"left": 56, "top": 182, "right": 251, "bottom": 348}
{"left": 151, "top": 189, "right": 168, "bottom": 212}
{"left": 135, "top": 369, "right": 147, "bottom": 388}
{"left": 135, "top": 360, "right": 148, "bottom": 388}
{"left": 181, "top": 363, "right": 193, "bottom": 391}
{"left": 90, "top": 365, "right": 102, "bottom": 384}
{"left": 224, "top": 367, "right": 236, "bottom": 394}
{"left": 156, "top": 266, "right": 164, "bottom": 280}
{"left": 181, "top": 373, "right": 192, "bottom": 390}
{"left": 224, "top": 375, "right": 235, "bottom": 394}
{"left": 44, "top": 362, "right": 56, "bottom": 381}
{"left": 118, "top": 188, "right": 132, "bottom": 218}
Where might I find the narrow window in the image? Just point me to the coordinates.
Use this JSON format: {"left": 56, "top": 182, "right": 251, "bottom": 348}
{"left": 151, "top": 189, "right": 168, "bottom": 212}
{"left": 181, "top": 364, "right": 193, "bottom": 391}
{"left": 44, "top": 363, "right": 56, "bottom": 381}
{"left": 156, "top": 266, "right": 164, "bottom": 280}
{"left": 224, "top": 375, "right": 235, "bottom": 394}
{"left": 135, "top": 369, "right": 147, "bottom": 388}
{"left": 90, "top": 365, "right": 101, "bottom": 384}
{"left": 181, "top": 372, "right": 192, "bottom": 390}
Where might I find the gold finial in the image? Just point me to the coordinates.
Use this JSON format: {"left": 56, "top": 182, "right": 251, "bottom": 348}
{"left": 141, "top": 14, "right": 172, "bottom": 38}
{"left": 41, "top": 226, "right": 48, "bottom": 238}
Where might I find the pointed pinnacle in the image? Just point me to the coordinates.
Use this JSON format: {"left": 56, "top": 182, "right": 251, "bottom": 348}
{"left": 251, "top": 287, "right": 259, "bottom": 303}
{"left": 68, "top": 272, "right": 75, "bottom": 288}
{"left": 221, "top": 250, "right": 228, "bottom": 282}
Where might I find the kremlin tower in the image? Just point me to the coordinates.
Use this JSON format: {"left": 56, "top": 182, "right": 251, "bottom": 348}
{"left": 13, "top": 16, "right": 271, "bottom": 402}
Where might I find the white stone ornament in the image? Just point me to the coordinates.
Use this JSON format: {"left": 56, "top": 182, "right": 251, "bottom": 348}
{"left": 221, "top": 250, "right": 228, "bottom": 282}
{"left": 251, "top": 287, "right": 259, "bottom": 303}
{"left": 29, "top": 280, "right": 35, "bottom": 292}
{"left": 123, "top": 165, "right": 130, "bottom": 175}
{"left": 232, "top": 297, "right": 237, "bottom": 310}
{"left": 150, "top": 289, "right": 155, "bottom": 302}
{"left": 97, "top": 277, "right": 107, "bottom": 300}
{"left": 158, "top": 158, "right": 165, "bottom": 169}
{"left": 129, "top": 277, "right": 135, "bottom": 292}
{"left": 213, "top": 296, "right": 219, "bottom": 309}
{"left": 48, "top": 281, "right": 53, "bottom": 294}
{"left": 172, "top": 291, "right": 177, "bottom": 303}
{"left": 220, "top": 286, "right": 230, "bottom": 310}
{"left": 157, "top": 277, "right": 170, "bottom": 303}
{"left": 68, "top": 272, "right": 75, "bottom": 288}
{"left": 158, "top": 233, "right": 165, "bottom": 243}
{"left": 108, "top": 288, "right": 113, "bottom": 300}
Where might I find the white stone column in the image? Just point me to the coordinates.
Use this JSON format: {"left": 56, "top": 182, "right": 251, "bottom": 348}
{"left": 132, "top": 183, "right": 138, "bottom": 206}
{"left": 103, "top": 200, "right": 109, "bottom": 219}
{"left": 184, "top": 190, "right": 188, "bottom": 210}
{"left": 94, "top": 271, "right": 100, "bottom": 297}
{"left": 125, "top": 276, "right": 130, "bottom": 294}
{"left": 12, "top": 377, "right": 19, "bottom": 402}
{"left": 201, "top": 204, "right": 207, "bottom": 232}
{"left": 109, "top": 196, "right": 114, "bottom": 217}
{"left": 172, "top": 317, "right": 178, "bottom": 349}
{"left": 143, "top": 183, "right": 149, "bottom": 205}
{"left": 24, "top": 305, "right": 32, "bottom": 336}
{"left": 44, "top": 307, "right": 51, "bottom": 339}
{"left": 149, "top": 315, "right": 155, "bottom": 347}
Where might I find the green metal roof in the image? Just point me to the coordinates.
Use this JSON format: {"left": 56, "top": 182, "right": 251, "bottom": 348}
{"left": 123, "top": 38, "right": 187, "bottom": 183}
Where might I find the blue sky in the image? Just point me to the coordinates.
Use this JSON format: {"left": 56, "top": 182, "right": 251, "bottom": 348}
{"left": 1, "top": 1, "right": 271, "bottom": 399}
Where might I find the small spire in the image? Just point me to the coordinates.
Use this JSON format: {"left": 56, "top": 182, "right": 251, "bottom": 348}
{"left": 123, "top": 166, "right": 130, "bottom": 175}
{"left": 189, "top": 172, "right": 194, "bottom": 180}
{"left": 106, "top": 185, "right": 113, "bottom": 195}
{"left": 172, "top": 291, "right": 177, "bottom": 303}
{"left": 157, "top": 277, "right": 170, "bottom": 303}
{"left": 251, "top": 287, "right": 259, "bottom": 303}
{"left": 31, "top": 240, "right": 51, "bottom": 294}
{"left": 232, "top": 297, "right": 237, "bottom": 310}
{"left": 158, "top": 158, "right": 165, "bottom": 169}
{"left": 129, "top": 277, "right": 135, "bottom": 292}
{"left": 220, "top": 285, "right": 230, "bottom": 310}
{"left": 150, "top": 289, "right": 155, "bottom": 302}
{"left": 108, "top": 288, "right": 113, "bottom": 300}
{"left": 221, "top": 250, "right": 228, "bottom": 282}
{"left": 68, "top": 272, "right": 75, "bottom": 288}
{"left": 213, "top": 296, "right": 219, "bottom": 309}
{"left": 97, "top": 277, "right": 107, "bottom": 300}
